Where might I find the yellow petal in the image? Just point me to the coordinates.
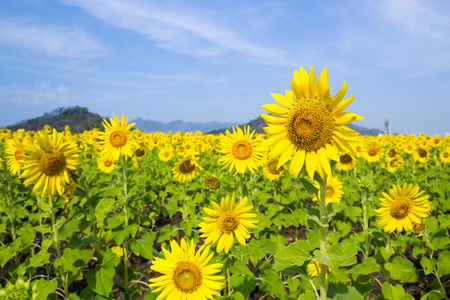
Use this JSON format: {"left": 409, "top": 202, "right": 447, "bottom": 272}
{"left": 305, "top": 151, "right": 318, "bottom": 180}
{"left": 289, "top": 149, "right": 306, "bottom": 178}
{"left": 261, "top": 104, "right": 289, "bottom": 116}
{"left": 271, "top": 93, "right": 293, "bottom": 108}
{"left": 333, "top": 95, "right": 355, "bottom": 114}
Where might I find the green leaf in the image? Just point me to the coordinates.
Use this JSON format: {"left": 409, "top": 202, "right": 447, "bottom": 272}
{"left": 299, "top": 177, "right": 318, "bottom": 195}
{"left": 314, "top": 242, "right": 357, "bottom": 273}
{"left": 59, "top": 219, "right": 80, "bottom": 241}
{"left": 381, "top": 282, "right": 414, "bottom": 300}
{"left": 420, "top": 256, "right": 437, "bottom": 276}
{"left": 130, "top": 233, "right": 157, "bottom": 259}
{"left": 219, "top": 292, "right": 245, "bottom": 300}
{"left": 298, "top": 290, "right": 318, "bottom": 299}
{"left": 384, "top": 257, "right": 418, "bottom": 283}
{"left": 230, "top": 273, "right": 256, "bottom": 298}
{"left": 350, "top": 257, "right": 381, "bottom": 275}
{"left": 35, "top": 278, "right": 58, "bottom": 300}
{"left": 86, "top": 267, "right": 115, "bottom": 297}
{"left": 259, "top": 269, "right": 287, "bottom": 297}
{"left": 327, "top": 282, "right": 363, "bottom": 300}
{"left": 274, "top": 240, "right": 311, "bottom": 269}
{"left": 27, "top": 250, "right": 51, "bottom": 269}
{"left": 98, "top": 247, "right": 121, "bottom": 268}
{"left": 437, "top": 250, "right": 450, "bottom": 276}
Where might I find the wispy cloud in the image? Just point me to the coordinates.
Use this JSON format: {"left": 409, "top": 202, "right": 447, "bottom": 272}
{"left": 60, "top": 0, "right": 291, "bottom": 66}
{"left": 0, "top": 19, "right": 106, "bottom": 58}
{"left": 0, "top": 82, "right": 78, "bottom": 105}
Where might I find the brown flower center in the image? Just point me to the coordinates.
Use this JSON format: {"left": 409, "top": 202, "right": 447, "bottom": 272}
{"left": 268, "top": 159, "right": 282, "bottom": 175}
{"left": 418, "top": 149, "right": 428, "bottom": 158}
{"left": 179, "top": 159, "right": 195, "bottom": 174}
{"left": 104, "top": 158, "right": 113, "bottom": 167}
{"left": 232, "top": 141, "right": 252, "bottom": 160}
{"left": 339, "top": 154, "right": 353, "bottom": 164}
{"left": 39, "top": 150, "right": 66, "bottom": 176}
{"left": 390, "top": 198, "right": 411, "bottom": 219}
{"left": 173, "top": 261, "right": 202, "bottom": 293}
{"left": 110, "top": 131, "right": 127, "bottom": 148}
{"left": 326, "top": 186, "right": 334, "bottom": 197}
{"left": 218, "top": 211, "right": 240, "bottom": 233}
{"left": 14, "top": 149, "right": 24, "bottom": 160}
{"left": 285, "top": 99, "right": 334, "bottom": 152}
{"left": 444, "top": 152, "right": 449, "bottom": 158}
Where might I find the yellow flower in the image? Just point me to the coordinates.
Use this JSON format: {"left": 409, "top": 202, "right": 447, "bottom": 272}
{"left": 218, "top": 125, "right": 265, "bottom": 175}
{"left": 312, "top": 175, "right": 344, "bottom": 205}
{"left": 261, "top": 66, "right": 363, "bottom": 180}
{"left": 384, "top": 155, "right": 404, "bottom": 174}
{"left": 5, "top": 138, "right": 25, "bottom": 176}
{"left": 335, "top": 152, "right": 356, "bottom": 172}
{"left": 440, "top": 147, "right": 450, "bottom": 164}
{"left": 20, "top": 129, "right": 80, "bottom": 196}
{"left": 262, "top": 157, "right": 284, "bottom": 181}
{"left": 172, "top": 156, "right": 202, "bottom": 183}
{"left": 97, "top": 156, "right": 116, "bottom": 174}
{"left": 199, "top": 194, "right": 258, "bottom": 254}
{"left": 98, "top": 114, "right": 136, "bottom": 162}
{"left": 149, "top": 239, "right": 224, "bottom": 300}
{"left": 307, "top": 258, "right": 329, "bottom": 278}
{"left": 158, "top": 146, "right": 174, "bottom": 162}
{"left": 413, "top": 146, "right": 430, "bottom": 163}
{"left": 374, "top": 183, "right": 431, "bottom": 233}
{"left": 361, "top": 141, "right": 382, "bottom": 163}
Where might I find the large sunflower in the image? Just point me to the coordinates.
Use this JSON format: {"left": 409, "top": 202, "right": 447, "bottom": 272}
{"left": 172, "top": 156, "right": 202, "bottom": 183}
{"left": 20, "top": 129, "right": 80, "bottom": 196}
{"left": 149, "top": 239, "right": 224, "bottom": 300}
{"left": 98, "top": 114, "right": 136, "bottom": 162}
{"left": 218, "top": 126, "right": 265, "bottom": 175}
{"left": 261, "top": 67, "right": 363, "bottom": 180}
{"left": 198, "top": 194, "right": 258, "bottom": 254}
{"left": 374, "top": 183, "right": 431, "bottom": 233}
{"left": 5, "top": 138, "right": 25, "bottom": 176}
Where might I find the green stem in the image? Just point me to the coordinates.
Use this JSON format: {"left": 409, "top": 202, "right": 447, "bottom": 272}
{"left": 121, "top": 155, "right": 130, "bottom": 293}
{"left": 318, "top": 175, "right": 328, "bottom": 300}
{"left": 361, "top": 188, "right": 370, "bottom": 257}
{"left": 80, "top": 172, "right": 100, "bottom": 254}
{"left": 183, "top": 182, "right": 188, "bottom": 220}
{"left": 434, "top": 266, "right": 449, "bottom": 300}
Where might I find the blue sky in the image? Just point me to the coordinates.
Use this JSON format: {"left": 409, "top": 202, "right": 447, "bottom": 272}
{"left": 1, "top": 0, "right": 449, "bottom": 135}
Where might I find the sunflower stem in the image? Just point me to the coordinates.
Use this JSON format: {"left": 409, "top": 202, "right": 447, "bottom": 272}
{"left": 434, "top": 266, "right": 449, "bottom": 300}
{"left": 121, "top": 155, "right": 130, "bottom": 293}
{"left": 361, "top": 188, "right": 370, "bottom": 258}
{"left": 318, "top": 174, "right": 329, "bottom": 300}
{"left": 183, "top": 182, "right": 188, "bottom": 221}
{"left": 80, "top": 172, "right": 100, "bottom": 254}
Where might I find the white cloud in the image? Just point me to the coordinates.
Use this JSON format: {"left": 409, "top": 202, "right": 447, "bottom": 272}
{"left": 0, "top": 19, "right": 106, "bottom": 58}
{"left": 60, "top": 0, "right": 291, "bottom": 65}
{"left": 0, "top": 82, "right": 78, "bottom": 105}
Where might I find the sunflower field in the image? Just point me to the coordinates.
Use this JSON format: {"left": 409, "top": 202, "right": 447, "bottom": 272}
{"left": 1, "top": 67, "right": 450, "bottom": 300}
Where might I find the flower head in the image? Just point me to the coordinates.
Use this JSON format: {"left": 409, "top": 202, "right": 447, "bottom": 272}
{"left": 98, "top": 114, "right": 136, "bottom": 162}
{"left": 172, "top": 156, "right": 202, "bottom": 183}
{"left": 261, "top": 67, "right": 363, "bottom": 180}
{"left": 149, "top": 239, "right": 224, "bottom": 300}
{"left": 199, "top": 194, "right": 258, "bottom": 254}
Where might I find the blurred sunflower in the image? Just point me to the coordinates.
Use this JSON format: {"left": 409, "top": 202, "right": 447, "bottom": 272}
{"left": 97, "top": 156, "right": 116, "bottom": 174}
{"left": 413, "top": 146, "right": 430, "bottom": 163}
{"left": 307, "top": 258, "right": 329, "bottom": 278}
{"left": 374, "top": 183, "right": 431, "bottom": 233}
{"left": 262, "top": 157, "right": 284, "bottom": 181}
{"left": 5, "top": 138, "right": 25, "bottom": 176}
{"left": 20, "top": 129, "right": 80, "bottom": 196}
{"left": 149, "top": 239, "right": 224, "bottom": 300}
{"left": 172, "top": 156, "right": 202, "bottom": 183}
{"left": 218, "top": 125, "right": 265, "bottom": 175}
{"left": 361, "top": 141, "right": 382, "bottom": 163}
{"left": 335, "top": 152, "right": 356, "bottom": 171}
{"left": 98, "top": 114, "right": 136, "bottom": 162}
{"left": 260, "top": 66, "right": 363, "bottom": 180}
{"left": 313, "top": 175, "right": 343, "bottom": 205}
{"left": 199, "top": 194, "right": 258, "bottom": 254}
{"left": 384, "top": 155, "right": 404, "bottom": 173}
{"left": 440, "top": 147, "right": 450, "bottom": 164}
{"left": 158, "top": 146, "right": 174, "bottom": 162}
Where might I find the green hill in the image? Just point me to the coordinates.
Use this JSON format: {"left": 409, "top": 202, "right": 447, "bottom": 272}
{"left": 5, "top": 107, "right": 104, "bottom": 133}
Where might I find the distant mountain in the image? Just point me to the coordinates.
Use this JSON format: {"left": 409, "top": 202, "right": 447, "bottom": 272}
{"left": 209, "top": 116, "right": 384, "bottom": 136}
{"left": 5, "top": 107, "right": 104, "bottom": 133}
{"left": 132, "top": 118, "right": 239, "bottom": 133}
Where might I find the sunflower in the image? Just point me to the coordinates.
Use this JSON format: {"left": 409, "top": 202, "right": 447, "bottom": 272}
{"left": 20, "top": 129, "right": 80, "bottom": 197}
{"left": 413, "top": 146, "right": 430, "bottom": 163}
{"left": 199, "top": 194, "right": 258, "bottom": 254}
{"left": 149, "top": 239, "right": 225, "bottom": 300}
{"left": 262, "top": 157, "right": 284, "bottom": 181}
{"left": 384, "top": 155, "right": 404, "bottom": 174}
{"left": 307, "top": 258, "right": 329, "bottom": 278}
{"left": 217, "top": 126, "right": 265, "bottom": 175}
{"left": 374, "top": 183, "right": 431, "bottom": 233}
{"left": 260, "top": 67, "right": 363, "bottom": 180}
{"left": 335, "top": 152, "right": 356, "bottom": 171}
{"left": 312, "top": 175, "right": 344, "bottom": 205}
{"left": 97, "top": 156, "right": 116, "bottom": 174}
{"left": 440, "top": 147, "right": 450, "bottom": 164}
{"left": 172, "top": 156, "right": 202, "bottom": 183}
{"left": 158, "top": 146, "right": 174, "bottom": 162}
{"left": 98, "top": 114, "right": 136, "bottom": 162}
{"left": 5, "top": 138, "right": 25, "bottom": 176}
{"left": 361, "top": 141, "right": 382, "bottom": 163}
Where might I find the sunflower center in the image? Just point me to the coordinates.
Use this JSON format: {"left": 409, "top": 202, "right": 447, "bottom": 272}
{"left": 203, "top": 176, "right": 221, "bottom": 189}
{"left": 218, "top": 211, "right": 240, "bottom": 233}
{"left": 179, "top": 159, "right": 195, "bottom": 174}
{"left": 232, "top": 141, "right": 252, "bottom": 160}
{"left": 110, "top": 131, "right": 127, "bottom": 148}
{"left": 388, "top": 149, "right": 397, "bottom": 157}
{"left": 173, "top": 261, "right": 202, "bottom": 293}
{"left": 164, "top": 151, "right": 170, "bottom": 157}
{"left": 268, "top": 160, "right": 282, "bottom": 175}
{"left": 326, "top": 186, "right": 334, "bottom": 197}
{"left": 368, "top": 147, "right": 378, "bottom": 156}
{"left": 390, "top": 198, "right": 411, "bottom": 219}
{"left": 418, "top": 149, "right": 427, "bottom": 158}
{"left": 444, "top": 152, "right": 449, "bottom": 158}
{"left": 14, "top": 149, "right": 24, "bottom": 160}
{"left": 104, "top": 158, "right": 112, "bottom": 167}
{"left": 340, "top": 154, "right": 352, "bottom": 164}
{"left": 39, "top": 150, "right": 66, "bottom": 176}
{"left": 285, "top": 99, "right": 334, "bottom": 152}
